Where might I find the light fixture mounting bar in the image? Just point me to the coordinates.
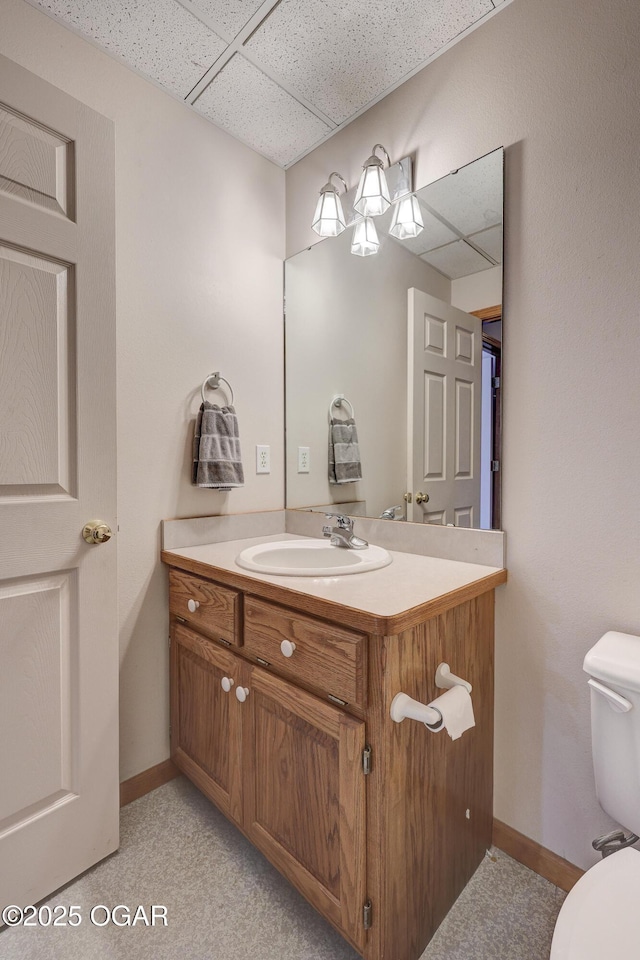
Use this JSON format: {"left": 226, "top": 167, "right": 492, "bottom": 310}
{"left": 343, "top": 157, "right": 413, "bottom": 227}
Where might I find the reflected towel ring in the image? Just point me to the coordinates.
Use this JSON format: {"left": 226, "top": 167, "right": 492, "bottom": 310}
{"left": 201, "top": 372, "right": 234, "bottom": 405}
{"left": 329, "top": 394, "right": 355, "bottom": 421}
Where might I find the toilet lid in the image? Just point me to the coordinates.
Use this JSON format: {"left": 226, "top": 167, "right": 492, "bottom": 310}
{"left": 551, "top": 847, "right": 640, "bottom": 959}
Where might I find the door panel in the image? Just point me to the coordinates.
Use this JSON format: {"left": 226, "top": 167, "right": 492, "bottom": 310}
{"left": 0, "top": 55, "right": 116, "bottom": 910}
{"left": 408, "top": 288, "right": 482, "bottom": 525}
{"left": 171, "top": 623, "right": 243, "bottom": 825}
{"left": 0, "top": 244, "right": 75, "bottom": 496}
{"left": 245, "top": 668, "right": 366, "bottom": 950}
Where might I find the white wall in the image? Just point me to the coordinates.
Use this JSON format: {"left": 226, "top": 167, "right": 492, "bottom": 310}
{"left": 287, "top": 0, "right": 640, "bottom": 870}
{"left": 1, "top": 0, "right": 285, "bottom": 781}
{"left": 286, "top": 228, "right": 449, "bottom": 516}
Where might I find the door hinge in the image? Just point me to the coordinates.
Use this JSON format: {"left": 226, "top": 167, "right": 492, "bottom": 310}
{"left": 491, "top": 460, "right": 500, "bottom": 472}
{"left": 492, "top": 376, "right": 501, "bottom": 389}
{"left": 256, "top": 656, "right": 271, "bottom": 667}
{"left": 175, "top": 616, "right": 187, "bottom": 624}
{"left": 362, "top": 745, "right": 372, "bottom": 775}
{"left": 363, "top": 899, "right": 372, "bottom": 930}
{"left": 168, "top": 634, "right": 171, "bottom": 647}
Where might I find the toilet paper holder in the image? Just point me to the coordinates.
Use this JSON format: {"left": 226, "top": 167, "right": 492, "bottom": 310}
{"left": 389, "top": 662, "right": 473, "bottom": 730}
{"left": 435, "top": 662, "right": 472, "bottom": 695}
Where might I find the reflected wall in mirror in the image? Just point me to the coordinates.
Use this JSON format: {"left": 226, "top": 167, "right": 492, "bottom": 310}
{"left": 285, "top": 148, "right": 503, "bottom": 530}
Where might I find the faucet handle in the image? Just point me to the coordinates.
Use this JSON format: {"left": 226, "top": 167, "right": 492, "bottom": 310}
{"left": 324, "top": 513, "right": 353, "bottom": 530}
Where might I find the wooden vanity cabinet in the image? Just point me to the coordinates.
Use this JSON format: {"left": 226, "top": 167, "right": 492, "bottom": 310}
{"left": 166, "top": 560, "right": 501, "bottom": 960}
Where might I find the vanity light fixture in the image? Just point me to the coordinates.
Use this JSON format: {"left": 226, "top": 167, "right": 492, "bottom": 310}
{"left": 350, "top": 217, "right": 380, "bottom": 257}
{"left": 389, "top": 193, "right": 424, "bottom": 240}
{"left": 311, "top": 171, "right": 348, "bottom": 237}
{"left": 353, "top": 144, "right": 391, "bottom": 218}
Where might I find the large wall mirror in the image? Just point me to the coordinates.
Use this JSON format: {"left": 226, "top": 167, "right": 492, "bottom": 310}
{"left": 285, "top": 147, "right": 503, "bottom": 530}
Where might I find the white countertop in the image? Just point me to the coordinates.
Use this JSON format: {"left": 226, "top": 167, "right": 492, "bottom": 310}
{"left": 164, "top": 533, "right": 504, "bottom": 621}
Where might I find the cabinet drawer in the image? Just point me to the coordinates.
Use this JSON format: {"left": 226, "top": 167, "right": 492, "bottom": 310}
{"left": 169, "top": 568, "right": 241, "bottom": 646}
{"left": 244, "top": 597, "right": 366, "bottom": 707}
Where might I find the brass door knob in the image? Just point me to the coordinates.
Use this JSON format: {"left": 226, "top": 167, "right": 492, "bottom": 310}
{"left": 82, "top": 520, "right": 113, "bottom": 544}
{"left": 415, "top": 492, "right": 430, "bottom": 505}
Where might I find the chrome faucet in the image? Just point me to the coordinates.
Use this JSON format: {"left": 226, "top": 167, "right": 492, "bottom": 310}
{"left": 322, "top": 514, "right": 369, "bottom": 550}
{"left": 379, "top": 504, "right": 404, "bottom": 520}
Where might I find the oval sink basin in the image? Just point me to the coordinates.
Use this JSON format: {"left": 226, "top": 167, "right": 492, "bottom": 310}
{"left": 236, "top": 539, "right": 392, "bottom": 577}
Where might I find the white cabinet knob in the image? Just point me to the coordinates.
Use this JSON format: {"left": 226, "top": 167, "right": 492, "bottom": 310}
{"left": 235, "top": 686, "right": 250, "bottom": 703}
{"left": 221, "top": 676, "right": 234, "bottom": 693}
{"left": 187, "top": 598, "right": 200, "bottom": 613}
{"left": 280, "top": 640, "right": 296, "bottom": 658}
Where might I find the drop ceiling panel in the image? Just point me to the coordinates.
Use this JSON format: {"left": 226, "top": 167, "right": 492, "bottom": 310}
{"left": 420, "top": 149, "right": 503, "bottom": 235}
{"left": 246, "top": 0, "right": 495, "bottom": 124}
{"left": 390, "top": 206, "right": 460, "bottom": 256}
{"left": 194, "top": 55, "right": 332, "bottom": 166}
{"left": 421, "top": 240, "right": 494, "bottom": 279}
{"left": 181, "top": 0, "right": 267, "bottom": 40}
{"left": 33, "top": 0, "right": 226, "bottom": 98}
{"left": 470, "top": 224, "right": 502, "bottom": 262}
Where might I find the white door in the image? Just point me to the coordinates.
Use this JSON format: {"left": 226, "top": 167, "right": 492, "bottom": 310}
{"left": 407, "top": 288, "right": 481, "bottom": 526}
{"left": 0, "top": 55, "right": 118, "bottom": 909}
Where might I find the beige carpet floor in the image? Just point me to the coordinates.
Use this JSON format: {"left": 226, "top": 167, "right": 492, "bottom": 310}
{"left": 0, "top": 776, "right": 565, "bottom": 960}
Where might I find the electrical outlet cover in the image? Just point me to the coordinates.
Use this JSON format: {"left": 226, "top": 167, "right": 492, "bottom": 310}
{"left": 256, "top": 444, "right": 270, "bottom": 474}
{"left": 298, "top": 446, "right": 310, "bottom": 473}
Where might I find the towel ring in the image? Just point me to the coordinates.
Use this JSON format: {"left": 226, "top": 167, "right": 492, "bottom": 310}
{"left": 201, "top": 372, "right": 234, "bottom": 405}
{"left": 329, "top": 394, "right": 355, "bottom": 421}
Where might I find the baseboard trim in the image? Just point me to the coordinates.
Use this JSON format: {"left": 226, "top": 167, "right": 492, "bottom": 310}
{"left": 120, "top": 759, "right": 179, "bottom": 807}
{"left": 493, "top": 818, "right": 584, "bottom": 892}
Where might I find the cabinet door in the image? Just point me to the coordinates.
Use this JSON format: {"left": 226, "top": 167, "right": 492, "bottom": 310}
{"left": 244, "top": 667, "right": 367, "bottom": 951}
{"left": 171, "top": 622, "right": 243, "bottom": 824}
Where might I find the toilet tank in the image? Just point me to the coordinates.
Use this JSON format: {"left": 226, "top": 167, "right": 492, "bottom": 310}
{"left": 584, "top": 632, "right": 640, "bottom": 836}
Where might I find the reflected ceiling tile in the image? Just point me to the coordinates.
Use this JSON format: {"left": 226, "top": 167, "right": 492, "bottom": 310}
{"left": 420, "top": 149, "right": 503, "bottom": 235}
{"left": 194, "top": 55, "right": 332, "bottom": 166}
{"left": 392, "top": 206, "right": 459, "bottom": 256}
{"left": 246, "top": 0, "right": 494, "bottom": 123}
{"left": 33, "top": 0, "right": 226, "bottom": 97}
{"left": 469, "top": 224, "right": 502, "bottom": 262}
{"left": 183, "top": 0, "right": 266, "bottom": 39}
{"left": 421, "top": 240, "right": 494, "bottom": 279}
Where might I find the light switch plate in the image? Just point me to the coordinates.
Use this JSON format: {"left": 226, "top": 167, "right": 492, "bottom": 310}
{"left": 256, "top": 445, "right": 270, "bottom": 474}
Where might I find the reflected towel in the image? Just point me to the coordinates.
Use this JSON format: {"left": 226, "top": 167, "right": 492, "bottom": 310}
{"left": 192, "top": 403, "right": 244, "bottom": 490}
{"left": 329, "top": 417, "right": 362, "bottom": 484}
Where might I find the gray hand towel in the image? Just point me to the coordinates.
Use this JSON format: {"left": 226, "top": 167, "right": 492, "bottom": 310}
{"left": 193, "top": 402, "right": 244, "bottom": 489}
{"left": 328, "top": 416, "right": 362, "bottom": 484}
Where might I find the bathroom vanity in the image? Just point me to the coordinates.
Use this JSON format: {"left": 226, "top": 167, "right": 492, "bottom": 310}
{"left": 162, "top": 530, "right": 506, "bottom": 960}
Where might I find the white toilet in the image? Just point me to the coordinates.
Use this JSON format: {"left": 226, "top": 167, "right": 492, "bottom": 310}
{"left": 550, "top": 631, "right": 640, "bottom": 958}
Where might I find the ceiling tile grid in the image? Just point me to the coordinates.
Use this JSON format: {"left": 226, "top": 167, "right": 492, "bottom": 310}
{"left": 469, "top": 224, "right": 503, "bottom": 262}
{"left": 193, "top": 54, "right": 332, "bottom": 167}
{"left": 33, "top": 0, "right": 226, "bottom": 98}
{"left": 421, "top": 239, "right": 494, "bottom": 279}
{"left": 245, "top": 0, "right": 494, "bottom": 124}
{"left": 180, "top": 0, "right": 266, "bottom": 41}
{"left": 29, "top": 0, "right": 511, "bottom": 166}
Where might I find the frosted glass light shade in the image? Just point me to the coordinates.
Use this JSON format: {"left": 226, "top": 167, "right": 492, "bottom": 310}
{"left": 354, "top": 160, "right": 391, "bottom": 217}
{"left": 389, "top": 194, "right": 424, "bottom": 240}
{"left": 312, "top": 187, "right": 346, "bottom": 237}
{"left": 351, "top": 218, "right": 379, "bottom": 257}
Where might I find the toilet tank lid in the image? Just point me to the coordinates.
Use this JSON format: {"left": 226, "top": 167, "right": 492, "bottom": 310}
{"left": 583, "top": 631, "right": 640, "bottom": 691}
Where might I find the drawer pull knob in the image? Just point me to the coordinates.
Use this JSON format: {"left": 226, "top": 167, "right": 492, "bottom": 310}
{"left": 187, "top": 599, "right": 200, "bottom": 613}
{"left": 280, "top": 640, "right": 296, "bottom": 658}
{"left": 235, "top": 686, "right": 250, "bottom": 703}
{"left": 221, "top": 676, "right": 234, "bottom": 693}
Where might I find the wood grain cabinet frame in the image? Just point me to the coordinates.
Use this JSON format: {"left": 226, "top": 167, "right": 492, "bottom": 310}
{"left": 166, "top": 559, "right": 498, "bottom": 960}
